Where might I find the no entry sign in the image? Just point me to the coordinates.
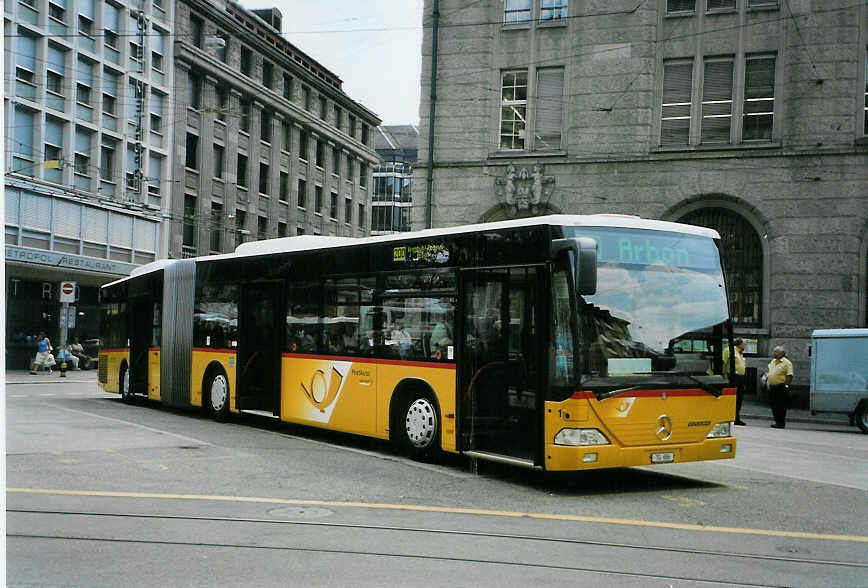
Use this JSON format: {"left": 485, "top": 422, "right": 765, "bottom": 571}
{"left": 60, "top": 281, "right": 76, "bottom": 303}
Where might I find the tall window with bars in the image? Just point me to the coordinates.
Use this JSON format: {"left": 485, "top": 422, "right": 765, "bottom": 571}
{"left": 701, "top": 58, "right": 734, "bottom": 143}
{"left": 661, "top": 60, "right": 693, "bottom": 146}
{"left": 742, "top": 56, "right": 776, "bottom": 141}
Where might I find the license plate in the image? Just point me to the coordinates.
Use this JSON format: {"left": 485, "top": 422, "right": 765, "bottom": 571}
{"left": 651, "top": 452, "right": 674, "bottom": 464}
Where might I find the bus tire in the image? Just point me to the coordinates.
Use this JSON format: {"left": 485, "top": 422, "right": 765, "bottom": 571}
{"left": 205, "top": 367, "right": 230, "bottom": 421}
{"left": 393, "top": 388, "right": 441, "bottom": 461}
{"left": 120, "top": 362, "right": 134, "bottom": 403}
{"left": 855, "top": 400, "right": 868, "bottom": 434}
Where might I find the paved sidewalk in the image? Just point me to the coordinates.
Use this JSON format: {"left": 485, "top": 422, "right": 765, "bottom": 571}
{"left": 739, "top": 395, "right": 850, "bottom": 426}
{"left": 5, "top": 369, "right": 99, "bottom": 385}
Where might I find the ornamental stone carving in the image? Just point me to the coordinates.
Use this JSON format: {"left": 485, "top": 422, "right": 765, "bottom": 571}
{"left": 494, "top": 163, "right": 555, "bottom": 218}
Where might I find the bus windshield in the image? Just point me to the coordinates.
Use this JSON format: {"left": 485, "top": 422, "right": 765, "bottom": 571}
{"left": 563, "top": 227, "right": 730, "bottom": 393}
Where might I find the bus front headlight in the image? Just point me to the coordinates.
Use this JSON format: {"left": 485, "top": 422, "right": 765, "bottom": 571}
{"left": 707, "top": 422, "right": 732, "bottom": 438}
{"left": 554, "top": 428, "right": 610, "bottom": 446}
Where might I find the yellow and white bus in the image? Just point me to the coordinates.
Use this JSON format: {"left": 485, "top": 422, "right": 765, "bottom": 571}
{"left": 99, "top": 214, "right": 737, "bottom": 470}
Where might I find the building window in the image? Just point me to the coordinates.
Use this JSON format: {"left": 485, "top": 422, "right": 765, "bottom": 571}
{"left": 183, "top": 195, "right": 197, "bottom": 247}
{"left": 330, "top": 191, "right": 338, "bottom": 219}
{"left": 259, "top": 162, "right": 269, "bottom": 194}
{"left": 282, "top": 123, "right": 291, "bottom": 153}
{"left": 499, "top": 70, "right": 528, "bottom": 149}
{"left": 103, "top": 69, "right": 118, "bottom": 115}
{"left": 210, "top": 203, "right": 223, "bottom": 252}
{"left": 346, "top": 158, "right": 354, "bottom": 182}
{"left": 150, "top": 92, "right": 164, "bottom": 133}
{"left": 358, "top": 204, "right": 365, "bottom": 229}
{"left": 540, "top": 0, "right": 567, "bottom": 20}
{"left": 679, "top": 207, "right": 762, "bottom": 326}
{"left": 701, "top": 58, "right": 734, "bottom": 143}
{"left": 15, "top": 32, "right": 37, "bottom": 86}
{"left": 185, "top": 133, "right": 199, "bottom": 169}
{"left": 667, "top": 0, "right": 695, "bottom": 14}
{"left": 747, "top": 0, "right": 779, "bottom": 7}
{"left": 151, "top": 32, "right": 165, "bottom": 73}
{"left": 49, "top": 0, "right": 65, "bottom": 22}
{"left": 361, "top": 124, "right": 369, "bottom": 146}
{"left": 661, "top": 55, "right": 776, "bottom": 146}
{"left": 315, "top": 139, "right": 324, "bottom": 168}
{"left": 348, "top": 115, "right": 356, "bottom": 138}
{"left": 320, "top": 96, "right": 328, "bottom": 120}
{"left": 12, "top": 109, "right": 35, "bottom": 175}
{"left": 189, "top": 71, "right": 201, "bottom": 110}
{"left": 104, "top": 3, "right": 120, "bottom": 49}
{"left": 743, "top": 55, "right": 776, "bottom": 141}
{"left": 240, "top": 100, "right": 251, "bottom": 133}
{"left": 79, "top": 15, "right": 93, "bottom": 37}
{"left": 504, "top": 0, "right": 531, "bottom": 23}
{"left": 344, "top": 198, "right": 352, "bottom": 224}
{"left": 240, "top": 46, "right": 252, "bottom": 76}
{"left": 77, "top": 57, "right": 93, "bottom": 106}
{"left": 261, "top": 110, "right": 272, "bottom": 143}
{"left": 46, "top": 45, "right": 66, "bottom": 97}
{"left": 297, "top": 179, "right": 307, "bottom": 208}
{"left": 359, "top": 163, "right": 367, "bottom": 187}
{"left": 190, "top": 15, "right": 203, "bottom": 48}
{"left": 315, "top": 185, "right": 323, "bottom": 213}
{"left": 334, "top": 105, "right": 342, "bottom": 131}
{"left": 100, "top": 139, "right": 116, "bottom": 181}
{"left": 44, "top": 117, "right": 64, "bottom": 177}
{"left": 148, "top": 153, "right": 162, "bottom": 197}
{"left": 332, "top": 148, "right": 341, "bottom": 175}
{"left": 280, "top": 171, "right": 289, "bottom": 201}
{"left": 661, "top": 60, "right": 694, "bottom": 145}
{"left": 278, "top": 221, "right": 287, "bottom": 237}
{"left": 237, "top": 153, "right": 248, "bottom": 188}
{"left": 262, "top": 61, "right": 273, "bottom": 88}
{"left": 299, "top": 130, "right": 309, "bottom": 161}
{"left": 283, "top": 73, "right": 293, "bottom": 100}
{"left": 235, "top": 210, "right": 247, "bottom": 246}
{"left": 74, "top": 128, "right": 92, "bottom": 177}
{"left": 258, "top": 216, "right": 268, "bottom": 240}
{"left": 213, "top": 144, "right": 224, "bottom": 178}
{"left": 216, "top": 88, "right": 228, "bottom": 123}
{"left": 535, "top": 67, "right": 564, "bottom": 149}
{"left": 864, "top": 54, "right": 868, "bottom": 135}
{"left": 303, "top": 86, "right": 312, "bottom": 110}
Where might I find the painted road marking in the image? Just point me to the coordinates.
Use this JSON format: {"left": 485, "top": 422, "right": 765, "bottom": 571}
{"left": 7, "top": 487, "right": 867, "bottom": 544}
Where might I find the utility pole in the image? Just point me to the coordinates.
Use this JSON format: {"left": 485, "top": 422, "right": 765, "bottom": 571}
{"left": 424, "top": 0, "right": 440, "bottom": 229}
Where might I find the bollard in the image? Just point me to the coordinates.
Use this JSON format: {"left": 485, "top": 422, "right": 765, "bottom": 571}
{"left": 60, "top": 358, "right": 67, "bottom": 377}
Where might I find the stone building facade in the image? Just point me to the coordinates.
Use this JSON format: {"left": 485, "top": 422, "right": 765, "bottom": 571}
{"left": 4, "top": 0, "right": 173, "bottom": 366}
{"left": 171, "top": 0, "right": 381, "bottom": 258}
{"left": 416, "top": 0, "right": 868, "bottom": 384}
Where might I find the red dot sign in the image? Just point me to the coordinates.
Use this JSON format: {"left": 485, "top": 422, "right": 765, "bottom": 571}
{"left": 62, "top": 283, "right": 74, "bottom": 295}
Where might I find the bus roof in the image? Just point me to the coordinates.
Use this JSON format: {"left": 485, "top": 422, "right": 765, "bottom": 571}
{"left": 811, "top": 328, "right": 868, "bottom": 339}
{"left": 102, "top": 214, "right": 720, "bottom": 288}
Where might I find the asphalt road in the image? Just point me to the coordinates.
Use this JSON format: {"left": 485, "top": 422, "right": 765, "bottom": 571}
{"left": 5, "top": 377, "right": 868, "bottom": 587}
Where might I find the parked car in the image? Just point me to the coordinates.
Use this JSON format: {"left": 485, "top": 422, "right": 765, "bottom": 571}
{"left": 810, "top": 329, "right": 868, "bottom": 433}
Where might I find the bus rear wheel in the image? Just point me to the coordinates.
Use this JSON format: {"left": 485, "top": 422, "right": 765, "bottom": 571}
{"left": 120, "top": 364, "right": 133, "bottom": 403}
{"left": 855, "top": 401, "right": 868, "bottom": 434}
{"left": 395, "top": 392, "right": 440, "bottom": 460}
{"left": 206, "top": 369, "right": 230, "bottom": 421}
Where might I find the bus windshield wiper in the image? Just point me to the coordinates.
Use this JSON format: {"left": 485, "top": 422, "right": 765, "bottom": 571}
{"left": 595, "top": 385, "right": 641, "bottom": 401}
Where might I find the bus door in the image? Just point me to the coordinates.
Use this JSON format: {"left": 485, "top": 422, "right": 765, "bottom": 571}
{"left": 460, "top": 266, "right": 543, "bottom": 464}
{"left": 128, "top": 294, "right": 153, "bottom": 396}
{"left": 237, "top": 282, "right": 283, "bottom": 414}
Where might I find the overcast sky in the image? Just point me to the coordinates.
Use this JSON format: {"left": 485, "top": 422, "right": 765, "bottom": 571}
{"left": 269, "top": 0, "right": 425, "bottom": 125}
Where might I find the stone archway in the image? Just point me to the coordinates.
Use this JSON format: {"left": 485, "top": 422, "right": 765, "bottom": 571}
{"left": 665, "top": 195, "right": 770, "bottom": 330}
{"left": 478, "top": 202, "right": 561, "bottom": 223}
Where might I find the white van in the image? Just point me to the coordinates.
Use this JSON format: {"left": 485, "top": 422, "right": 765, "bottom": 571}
{"left": 809, "top": 329, "right": 868, "bottom": 433}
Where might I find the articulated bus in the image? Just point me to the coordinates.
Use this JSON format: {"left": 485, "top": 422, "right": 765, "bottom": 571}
{"left": 99, "top": 214, "right": 737, "bottom": 470}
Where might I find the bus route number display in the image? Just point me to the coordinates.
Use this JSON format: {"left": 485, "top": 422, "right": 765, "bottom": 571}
{"left": 393, "top": 243, "right": 450, "bottom": 265}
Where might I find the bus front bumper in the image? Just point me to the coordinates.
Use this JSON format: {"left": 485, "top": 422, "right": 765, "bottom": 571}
{"left": 544, "top": 437, "right": 736, "bottom": 471}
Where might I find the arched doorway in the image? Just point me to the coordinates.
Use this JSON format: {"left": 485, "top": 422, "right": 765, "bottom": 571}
{"left": 679, "top": 207, "right": 763, "bottom": 327}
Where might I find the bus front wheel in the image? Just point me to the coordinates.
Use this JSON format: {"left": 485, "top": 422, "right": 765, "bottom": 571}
{"left": 394, "top": 392, "right": 440, "bottom": 460}
{"left": 120, "top": 363, "right": 133, "bottom": 403}
{"left": 206, "top": 369, "right": 230, "bottom": 421}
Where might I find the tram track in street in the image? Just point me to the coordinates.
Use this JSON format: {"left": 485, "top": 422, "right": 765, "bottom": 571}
{"left": 8, "top": 507, "right": 867, "bottom": 585}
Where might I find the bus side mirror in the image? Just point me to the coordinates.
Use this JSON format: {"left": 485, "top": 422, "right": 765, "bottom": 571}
{"left": 551, "top": 237, "right": 597, "bottom": 296}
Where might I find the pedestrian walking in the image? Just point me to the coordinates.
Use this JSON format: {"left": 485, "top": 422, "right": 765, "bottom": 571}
{"left": 767, "top": 345, "right": 794, "bottom": 428}
{"left": 724, "top": 338, "right": 747, "bottom": 425}
{"left": 30, "top": 332, "right": 54, "bottom": 375}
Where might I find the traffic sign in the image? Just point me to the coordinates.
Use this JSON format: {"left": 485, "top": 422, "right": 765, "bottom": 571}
{"left": 60, "top": 281, "right": 76, "bottom": 303}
